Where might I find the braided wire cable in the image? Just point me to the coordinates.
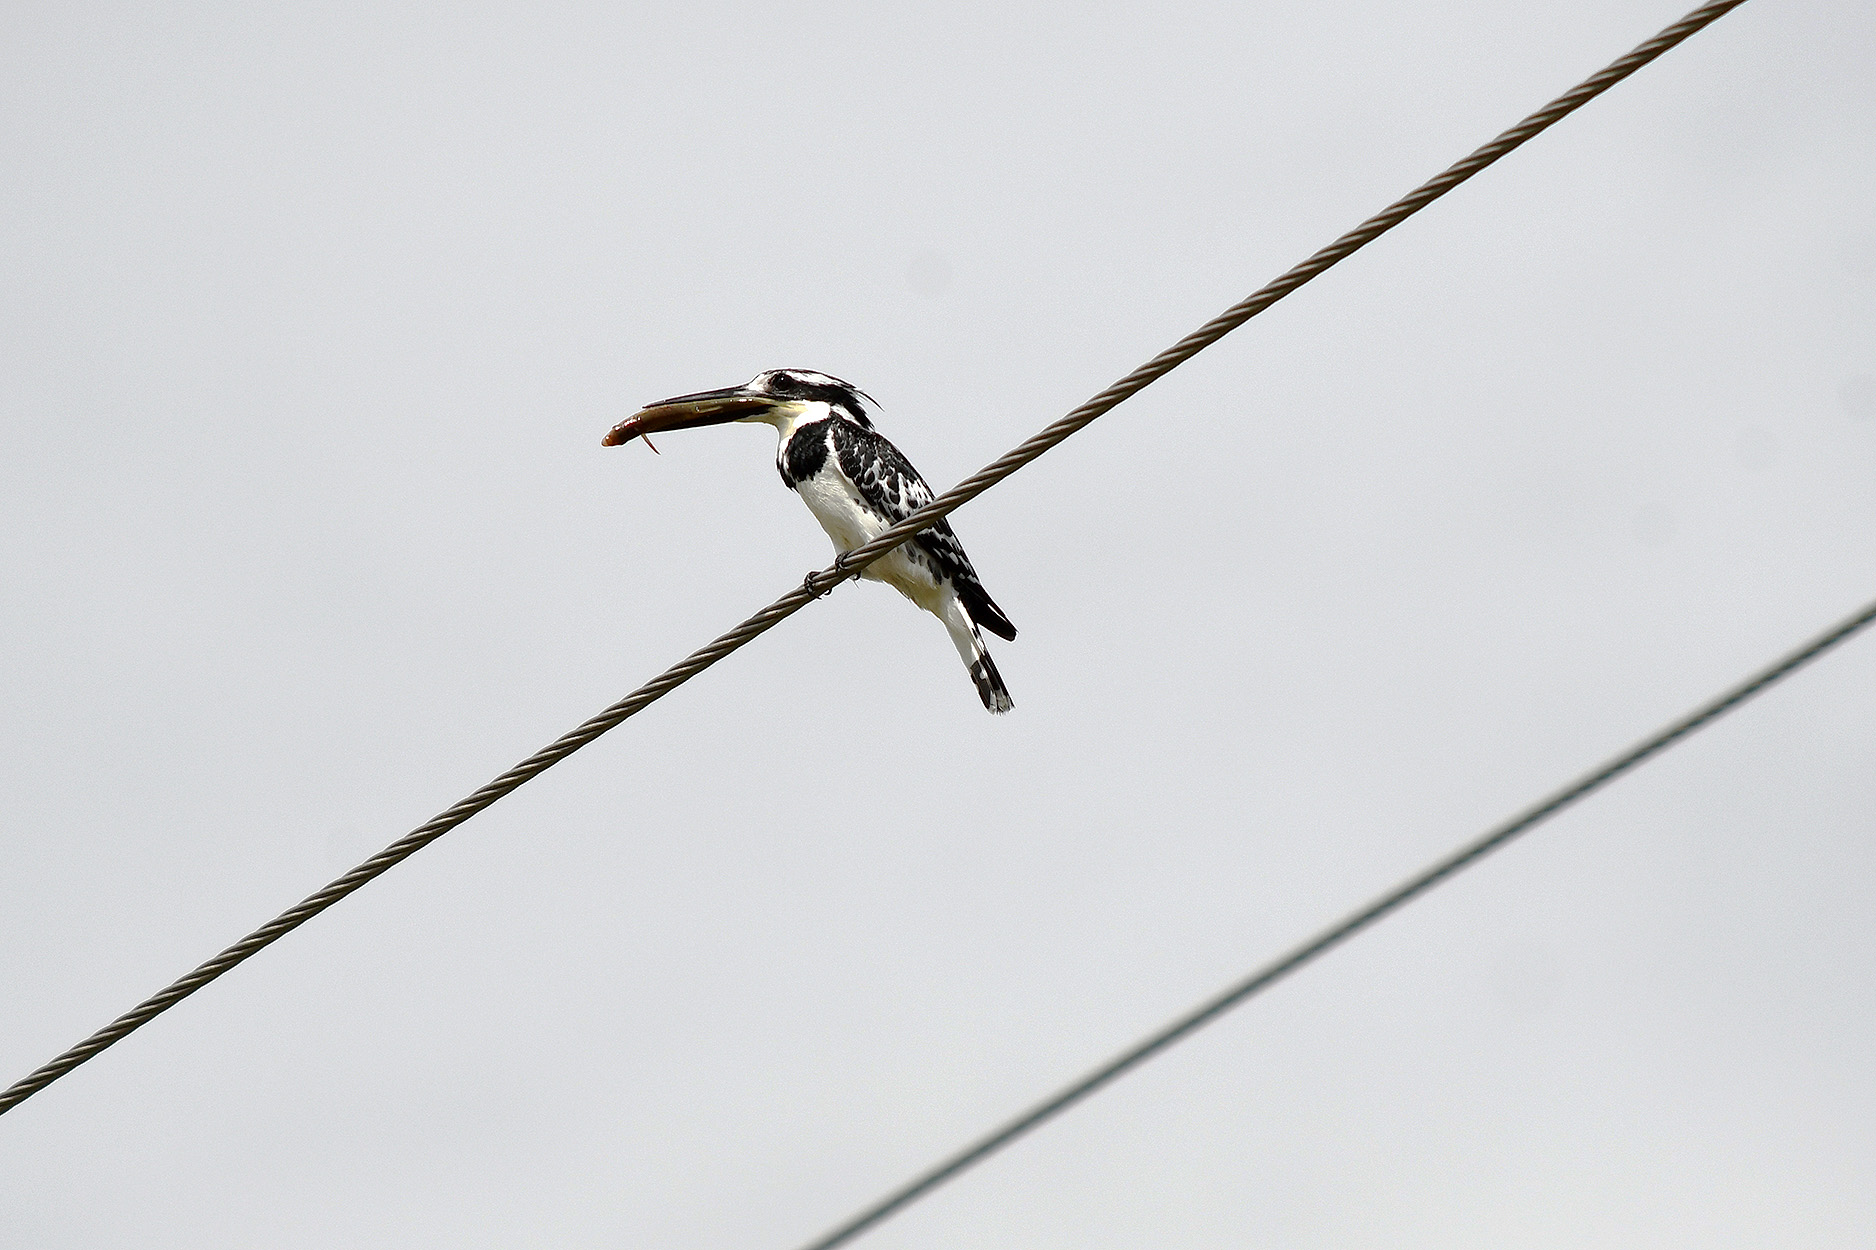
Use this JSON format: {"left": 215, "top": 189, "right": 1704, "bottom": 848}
{"left": 793, "top": 593, "right": 1876, "bottom": 1250}
{"left": 817, "top": 0, "right": 1753, "bottom": 585}
{"left": 0, "top": 0, "right": 1749, "bottom": 1117}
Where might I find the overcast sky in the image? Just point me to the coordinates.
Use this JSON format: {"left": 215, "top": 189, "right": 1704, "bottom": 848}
{"left": 3, "top": 1, "right": 1873, "bottom": 1246}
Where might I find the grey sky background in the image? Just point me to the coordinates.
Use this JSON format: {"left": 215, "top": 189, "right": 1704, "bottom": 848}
{"left": 3, "top": 0, "right": 1872, "bottom": 1245}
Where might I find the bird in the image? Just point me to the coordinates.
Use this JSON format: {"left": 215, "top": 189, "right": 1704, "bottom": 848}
{"left": 603, "top": 368, "right": 1017, "bottom": 713}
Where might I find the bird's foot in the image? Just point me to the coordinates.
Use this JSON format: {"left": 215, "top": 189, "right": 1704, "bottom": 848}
{"left": 805, "top": 554, "right": 862, "bottom": 599}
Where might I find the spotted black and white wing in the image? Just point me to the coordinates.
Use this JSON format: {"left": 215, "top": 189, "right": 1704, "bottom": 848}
{"left": 830, "top": 420, "right": 1017, "bottom": 642}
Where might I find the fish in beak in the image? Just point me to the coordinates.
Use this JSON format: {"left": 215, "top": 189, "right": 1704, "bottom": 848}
{"left": 602, "top": 385, "right": 780, "bottom": 449}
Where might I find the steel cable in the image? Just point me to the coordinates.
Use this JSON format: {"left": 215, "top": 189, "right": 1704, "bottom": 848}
{"left": 791, "top": 593, "right": 1876, "bottom": 1250}
{"left": 0, "top": 0, "right": 1750, "bottom": 1117}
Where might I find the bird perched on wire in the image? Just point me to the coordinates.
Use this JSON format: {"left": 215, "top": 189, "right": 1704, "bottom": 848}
{"left": 603, "top": 369, "right": 1017, "bottom": 713}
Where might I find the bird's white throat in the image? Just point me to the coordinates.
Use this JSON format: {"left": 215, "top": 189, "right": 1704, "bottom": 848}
{"left": 740, "top": 400, "right": 830, "bottom": 442}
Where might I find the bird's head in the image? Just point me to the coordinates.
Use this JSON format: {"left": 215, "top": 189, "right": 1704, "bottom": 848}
{"left": 603, "top": 368, "right": 876, "bottom": 449}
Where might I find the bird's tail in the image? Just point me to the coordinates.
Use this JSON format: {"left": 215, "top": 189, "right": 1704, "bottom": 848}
{"left": 969, "top": 648, "right": 1013, "bottom": 715}
{"left": 942, "top": 600, "right": 1013, "bottom": 715}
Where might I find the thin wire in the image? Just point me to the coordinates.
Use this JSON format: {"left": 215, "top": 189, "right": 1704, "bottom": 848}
{"left": 0, "top": 0, "right": 1750, "bottom": 1118}
{"left": 822, "top": 0, "right": 1753, "bottom": 579}
{"left": 791, "top": 593, "right": 1876, "bottom": 1250}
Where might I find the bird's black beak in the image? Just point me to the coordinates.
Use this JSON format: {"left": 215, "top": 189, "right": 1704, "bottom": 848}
{"left": 602, "top": 386, "right": 776, "bottom": 447}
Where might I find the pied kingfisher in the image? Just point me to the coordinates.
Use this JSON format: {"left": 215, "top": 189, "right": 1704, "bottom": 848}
{"left": 603, "top": 369, "right": 1017, "bottom": 714}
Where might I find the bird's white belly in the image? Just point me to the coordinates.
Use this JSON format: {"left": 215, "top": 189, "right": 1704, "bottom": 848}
{"left": 796, "top": 470, "right": 882, "bottom": 553}
{"left": 796, "top": 467, "right": 946, "bottom": 610}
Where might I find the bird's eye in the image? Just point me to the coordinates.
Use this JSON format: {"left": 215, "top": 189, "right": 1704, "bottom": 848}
{"left": 766, "top": 372, "right": 797, "bottom": 395}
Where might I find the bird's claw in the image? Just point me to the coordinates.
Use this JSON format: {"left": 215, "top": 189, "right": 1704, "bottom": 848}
{"left": 805, "top": 554, "right": 861, "bottom": 599}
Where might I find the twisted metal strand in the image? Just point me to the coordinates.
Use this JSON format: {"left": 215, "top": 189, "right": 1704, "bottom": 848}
{"left": 792, "top": 592, "right": 1876, "bottom": 1250}
{"left": 0, "top": 0, "right": 1749, "bottom": 1117}
{"left": 830, "top": 0, "right": 1753, "bottom": 574}
{"left": 0, "top": 591, "right": 827, "bottom": 1114}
